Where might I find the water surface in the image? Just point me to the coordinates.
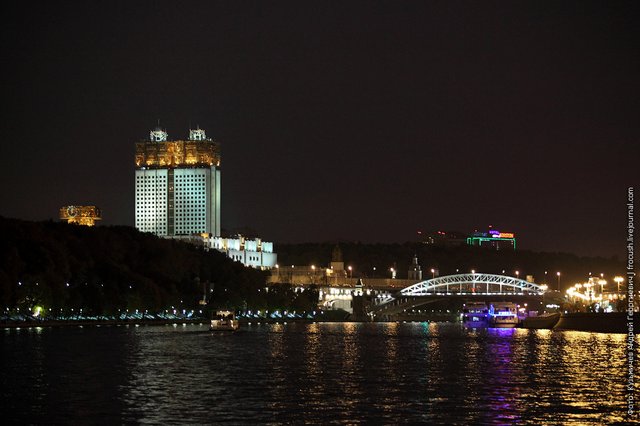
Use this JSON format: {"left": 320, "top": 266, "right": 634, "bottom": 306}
{"left": 0, "top": 322, "right": 631, "bottom": 424}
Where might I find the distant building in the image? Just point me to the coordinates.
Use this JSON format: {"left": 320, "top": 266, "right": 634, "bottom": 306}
{"left": 467, "top": 229, "right": 516, "bottom": 250}
{"left": 407, "top": 254, "right": 423, "bottom": 281}
{"left": 208, "top": 235, "right": 277, "bottom": 270}
{"left": 329, "top": 244, "right": 346, "bottom": 274}
{"left": 134, "top": 127, "right": 221, "bottom": 237}
{"left": 420, "top": 230, "right": 467, "bottom": 246}
{"left": 59, "top": 206, "right": 101, "bottom": 226}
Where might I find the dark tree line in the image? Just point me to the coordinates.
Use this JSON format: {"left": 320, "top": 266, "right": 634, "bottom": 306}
{"left": 0, "top": 217, "right": 275, "bottom": 316}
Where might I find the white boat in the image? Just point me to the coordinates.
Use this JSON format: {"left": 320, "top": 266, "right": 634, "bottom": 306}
{"left": 210, "top": 310, "right": 239, "bottom": 331}
{"left": 462, "top": 302, "right": 489, "bottom": 327}
{"left": 489, "top": 302, "right": 519, "bottom": 328}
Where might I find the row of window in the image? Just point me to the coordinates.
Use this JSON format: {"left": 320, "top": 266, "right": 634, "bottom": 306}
{"left": 136, "top": 198, "right": 206, "bottom": 203}
{"left": 136, "top": 194, "right": 206, "bottom": 198}
{"left": 137, "top": 219, "right": 205, "bottom": 225}
{"left": 137, "top": 215, "right": 204, "bottom": 219}
{"left": 136, "top": 174, "right": 206, "bottom": 180}
{"left": 230, "top": 254, "right": 262, "bottom": 263}
{"left": 136, "top": 206, "right": 205, "bottom": 216}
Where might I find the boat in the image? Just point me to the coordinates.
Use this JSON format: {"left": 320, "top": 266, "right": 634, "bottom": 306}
{"left": 521, "top": 312, "right": 561, "bottom": 329}
{"left": 210, "top": 310, "right": 239, "bottom": 331}
{"left": 461, "top": 302, "right": 489, "bottom": 327}
{"left": 488, "top": 302, "right": 519, "bottom": 328}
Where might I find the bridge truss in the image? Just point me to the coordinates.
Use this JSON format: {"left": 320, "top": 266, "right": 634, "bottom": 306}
{"left": 372, "top": 273, "right": 548, "bottom": 314}
{"left": 399, "top": 273, "right": 547, "bottom": 297}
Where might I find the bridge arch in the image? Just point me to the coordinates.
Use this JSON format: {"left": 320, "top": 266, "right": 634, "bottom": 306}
{"left": 398, "top": 273, "right": 547, "bottom": 296}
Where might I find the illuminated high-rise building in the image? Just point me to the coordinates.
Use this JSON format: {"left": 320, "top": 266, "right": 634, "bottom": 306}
{"left": 134, "top": 127, "right": 221, "bottom": 237}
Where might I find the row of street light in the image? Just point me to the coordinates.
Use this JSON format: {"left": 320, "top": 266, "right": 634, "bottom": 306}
{"left": 272, "top": 266, "right": 628, "bottom": 295}
{"left": 274, "top": 265, "right": 567, "bottom": 287}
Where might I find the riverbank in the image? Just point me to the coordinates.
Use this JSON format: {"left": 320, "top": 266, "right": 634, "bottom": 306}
{"left": 1, "top": 318, "right": 208, "bottom": 329}
{"left": 2, "top": 312, "right": 635, "bottom": 333}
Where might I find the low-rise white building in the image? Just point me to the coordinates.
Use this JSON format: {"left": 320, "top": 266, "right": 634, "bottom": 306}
{"left": 208, "top": 235, "right": 277, "bottom": 270}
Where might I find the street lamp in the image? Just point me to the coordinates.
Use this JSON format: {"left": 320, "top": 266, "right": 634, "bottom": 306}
{"left": 614, "top": 276, "right": 624, "bottom": 294}
{"left": 431, "top": 268, "right": 435, "bottom": 279}
{"left": 348, "top": 266, "right": 352, "bottom": 279}
{"left": 556, "top": 272, "right": 561, "bottom": 291}
{"left": 584, "top": 282, "right": 593, "bottom": 301}
{"left": 515, "top": 270, "right": 520, "bottom": 279}
{"left": 598, "top": 279, "right": 606, "bottom": 296}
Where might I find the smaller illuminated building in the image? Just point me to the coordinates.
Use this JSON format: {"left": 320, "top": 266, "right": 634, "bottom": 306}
{"left": 59, "top": 206, "right": 102, "bottom": 226}
{"left": 208, "top": 235, "right": 277, "bottom": 270}
{"left": 467, "top": 229, "right": 516, "bottom": 250}
{"left": 407, "top": 254, "right": 423, "bottom": 281}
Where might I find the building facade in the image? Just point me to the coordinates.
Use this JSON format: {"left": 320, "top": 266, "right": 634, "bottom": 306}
{"left": 59, "top": 205, "right": 102, "bottom": 226}
{"left": 407, "top": 254, "right": 423, "bottom": 281}
{"left": 467, "top": 229, "right": 516, "bottom": 250}
{"left": 208, "top": 236, "right": 277, "bottom": 270}
{"left": 135, "top": 127, "right": 221, "bottom": 237}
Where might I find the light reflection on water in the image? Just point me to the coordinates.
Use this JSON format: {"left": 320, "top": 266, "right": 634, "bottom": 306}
{"left": 0, "top": 322, "right": 633, "bottom": 424}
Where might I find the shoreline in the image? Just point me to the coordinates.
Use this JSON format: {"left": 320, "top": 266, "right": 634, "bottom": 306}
{"left": 1, "top": 312, "right": 634, "bottom": 334}
{"left": 1, "top": 318, "right": 208, "bottom": 329}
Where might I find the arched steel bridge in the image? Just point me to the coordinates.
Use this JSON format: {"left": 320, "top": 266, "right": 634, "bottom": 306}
{"left": 373, "top": 273, "right": 548, "bottom": 315}
{"left": 398, "top": 273, "right": 547, "bottom": 296}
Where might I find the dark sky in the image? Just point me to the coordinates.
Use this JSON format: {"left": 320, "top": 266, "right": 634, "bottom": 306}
{"left": 1, "top": 1, "right": 638, "bottom": 257}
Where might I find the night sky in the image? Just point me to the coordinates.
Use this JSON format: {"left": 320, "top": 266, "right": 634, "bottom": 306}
{"left": 1, "top": 1, "right": 637, "bottom": 257}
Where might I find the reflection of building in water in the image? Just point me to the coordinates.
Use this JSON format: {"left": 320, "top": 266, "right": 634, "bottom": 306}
{"left": 135, "top": 127, "right": 221, "bottom": 237}
{"left": 59, "top": 205, "right": 102, "bottom": 226}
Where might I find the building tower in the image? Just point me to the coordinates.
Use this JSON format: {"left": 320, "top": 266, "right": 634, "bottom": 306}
{"left": 134, "top": 127, "right": 221, "bottom": 237}
{"left": 407, "top": 254, "right": 422, "bottom": 281}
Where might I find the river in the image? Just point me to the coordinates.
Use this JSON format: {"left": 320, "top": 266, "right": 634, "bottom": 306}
{"left": 0, "top": 322, "right": 633, "bottom": 424}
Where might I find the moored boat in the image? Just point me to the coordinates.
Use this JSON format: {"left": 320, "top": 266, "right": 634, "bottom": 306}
{"left": 210, "top": 310, "right": 239, "bottom": 332}
{"left": 489, "top": 302, "right": 519, "bottom": 328}
{"left": 462, "top": 302, "right": 489, "bottom": 327}
{"left": 521, "top": 312, "right": 561, "bottom": 329}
